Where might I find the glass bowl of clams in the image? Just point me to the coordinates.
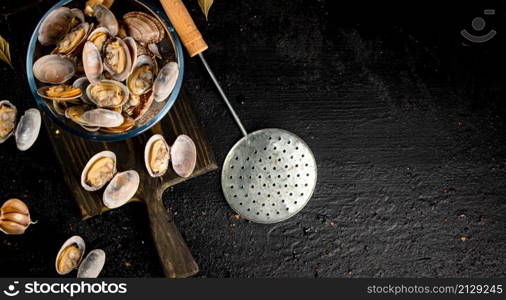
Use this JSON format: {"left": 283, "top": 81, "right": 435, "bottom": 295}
{"left": 26, "top": 0, "right": 184, "bottom": 141}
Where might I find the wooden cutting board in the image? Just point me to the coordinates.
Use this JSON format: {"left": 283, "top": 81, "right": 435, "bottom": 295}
{"left": 44, "top": 90, "right": 217, "bottom": 277}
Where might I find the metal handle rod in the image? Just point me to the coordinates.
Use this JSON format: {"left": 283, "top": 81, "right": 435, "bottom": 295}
{"left": 198, "top": 53, "right": 248, "bottom": 137}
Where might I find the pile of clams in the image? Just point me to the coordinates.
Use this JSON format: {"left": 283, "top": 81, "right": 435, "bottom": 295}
{"left": 81, "top": 150, "right": 140, "bottom": 208}
{"left": 33, "top": 0, "right": 179, "bottom": 134}
{"left": 0, "top": 100, "right": 41, "bottom": 151}
{"left": 56, "top": 235, "right": 106, "bottom": 278}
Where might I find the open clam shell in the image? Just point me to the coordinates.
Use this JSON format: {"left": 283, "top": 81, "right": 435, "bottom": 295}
{"left": 123, "top": 91, "right": 153, "bottom": 121}
{"left": 15, "top": 109, "right": 41, "bottom": 151}
{"left": 77, "top": 249, "right": 106, "bottom": 278}
{"left": 103, "top": 170, "right": 140, "bottom": 209}
{"left": 103, "top": 37, "right": 132, "bottom": 82}
{"left": 33, "top": 55, "right": 75, "bottom": 84}
{"left": 38, "top": 7, "right": 74, "bottom": 46}
{"left": 171, "top": 134, "right": 197, "bottom": 178}
{"left": 52, "top": 22, "right": 91, "bottom": 55}
{"left": 86, "top": 80, "right": 129, "bottom": 108}
{"left": 55, "top": 235, "right": 86, "bottom": 275}
{"left": 81, "top": 150, "right": 117, "bottom": 191}
{"left": 0, "top": 100, "right": 17, "bottom": 144}
{"left": 152, "top": 62, "right": 178, "bottom": 102}
{"left": 94, "top": 4, "right": 118, "bottom": 36}
{"left": 127, "top": 55, "right": 154, "bottom": 96}
{"left": 37, "top": 85, "right": 82, "bottom": 101}
{"left": 87, "top": 27, "right": 110, "bottom": 51}
{"left": 82, "top": 41, "right": 104, "bottom": 85}
{"left": 144, "top": 134, "right": 170, "bottom": 177}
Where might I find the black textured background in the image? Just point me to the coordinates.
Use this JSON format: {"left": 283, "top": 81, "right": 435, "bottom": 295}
{"left": 1, "top": 0, "right": 506, "bottom": 277}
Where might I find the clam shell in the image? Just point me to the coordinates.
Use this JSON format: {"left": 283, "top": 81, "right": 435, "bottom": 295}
{"left": 94, "top": 4, "right": 118, "bottom": 36}
{"left": 0, "top": 100, "right": 17, "bottom": 144}
{"left": 51, "top": 100, "right": 67, "bottom": 116}
{"left": 37, "top": 85, "right": 82, "bottom": 101}
{"left": 52, "top": 22, "right": 91, "bottom": 55}
{"left": 86, "top": 80, "right": 129, "bottom": 108}
{"left": 123, "top": 37, "right": 138, "bottom": 75}
{"left": 103, "top": 170, "right": 140, "bottom": 209}
{"left": 81, "top": 150, "right": 117, "bottom": 191}
{"left": 38, "top": 7, "right": 73, "bottom": 46}
{"left": 123, "top": 11, "right": 165, "bottom": 44}
{"left": 123, "top": 91, "right": 153, "bottom": 121}
{"left": 144, "top": 134, "right": 170, "bottom": 177}
{"left": 147, "top": 43, "right": 161, "bottom": 59}
{"left": 33, "top": 55, "right": 75, "bottom": 84}
{"left": 101, "top": 116, "right": 135, "bottom": 133}
{"left": 153, "top": 62, "right": 178, "bottom": 102}
{"left": 82, "top": 41, "right": 103, "bottom": 85}
{"left": 127, "top": 55, "right": 154, "bottom": 96}
{"left": 15, "top": 109, "right": 41, "bottom": 151}
{"left": 170, "top": 134, "right": 197, "bottom": 178}
{"left": 87, "top": 27, "right": 110, "bottom": 51}
{"left": 55, "top": 235, "right": 85, "bottom": 275}
{"left": 103, "top": 38, "right": 132, "bottom": 82}
{"left": 81, "top": 108, "right": 124, "bottom": 128}
{"left": 73, "top": 77, "right": 93, "bottom": 104}
{"left": 71, "top": 8, "right": 85, "bottom": 24}
{"left": 77, "top": 249, "right": 106, "bottom": 278}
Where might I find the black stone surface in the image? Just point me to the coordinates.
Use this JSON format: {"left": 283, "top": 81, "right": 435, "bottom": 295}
{"left": 1, "top": 0, "right": 506, "bottom": 277}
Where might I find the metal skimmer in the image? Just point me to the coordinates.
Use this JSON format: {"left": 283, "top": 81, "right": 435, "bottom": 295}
{"left": 199, "top": 54, "right": 317, "bottom": 224}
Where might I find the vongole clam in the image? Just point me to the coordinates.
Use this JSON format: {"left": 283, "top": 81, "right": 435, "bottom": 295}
{"left": 81, "top": 151, "right": 117, "bottom": 191}
{"left": 0, "top": 198, "right": 33, "bottom": 235}
{"left": 144, "top": 134, "right": 197, "bottom": 178}
{"left": 55, "top": 235, "right": 106, "bottom": 278}
{"left": 81, "top": 150, "right": 139, "bottom": 209}
{"left": 34, "top": 4, "right": 177, "bottom": 135}
{"left": 0, "top": 101, "right": 41, "bottom": 151}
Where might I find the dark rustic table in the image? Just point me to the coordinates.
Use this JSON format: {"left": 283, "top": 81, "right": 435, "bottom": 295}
{"left": 1, "top": 0, "right": 505, "bottom": 277}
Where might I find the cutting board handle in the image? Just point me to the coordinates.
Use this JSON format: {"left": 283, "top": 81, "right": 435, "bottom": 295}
{"left": 159, "top": 0, "right": 208, "bottom": 57}
{"left": 145, "top": 191, "right": 199, "bottom": 277}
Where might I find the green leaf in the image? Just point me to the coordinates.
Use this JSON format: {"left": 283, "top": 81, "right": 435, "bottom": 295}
{"left": 198, "top": 0, "right": 214, "bottom": 20}
{"left": 0, "top": 35, "right": 13, "bottom": 69}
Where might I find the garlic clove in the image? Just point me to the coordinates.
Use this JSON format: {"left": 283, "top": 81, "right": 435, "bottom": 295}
{"left": 0, "top": 198, "right": 31, "bottom": 235}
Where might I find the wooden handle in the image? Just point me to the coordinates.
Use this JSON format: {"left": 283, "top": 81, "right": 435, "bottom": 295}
{"left": 159, "top": 0, "right": 208, "bottom": 57}
{"left": 145, "top": 191, "right": 199, "bottom": 277}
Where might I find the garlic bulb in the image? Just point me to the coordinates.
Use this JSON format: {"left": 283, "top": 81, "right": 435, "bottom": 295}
{"left": 0, "top": 199, "right": 32, "bottom": 235}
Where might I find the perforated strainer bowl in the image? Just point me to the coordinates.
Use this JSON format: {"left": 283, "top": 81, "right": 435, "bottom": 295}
{"left": 222, "top": 129, "right": 317, "bottom": 223}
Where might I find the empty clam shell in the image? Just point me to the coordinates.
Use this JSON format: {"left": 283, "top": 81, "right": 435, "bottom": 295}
{"left": 123, "top": 11, "right": 165, "bottom": 44}
{"left": 103, "top": 170, "right": 140, "bottom": 209}
{"left": 15, "top": 109, "right": 41, "bottom": 151}
{"left": 153, "top": 62, "right": 178, "bottom": 102}
{"left": 77, "top": 249, "right": 106, "bottom": 278}
{"left": 94, "top": 4, "right": 118, "bottom": 36}
{"left": 86, "top": 80, "right": 129, "bottom": 108}
{"left": 144, "top": 134, "right": 170, "bottom": 177}
{"left": 38, "top": 7, "right": 73, "bottom": 46}
{"left": 81, "top": 150, "right": 117, "bottom": 191}
{"left": 33, "top": 55, "right": 75, "bottom": 84}
{"left": 0, "top": 100, "right": 17, "bottom": 144}
{"left": 80, "top": 108, "right": 124, "bottom": 128}
{"left": 82, "top": 41, "right": 104, "bottom": 85}
{"left": 171, "top": 135, "right": 197, "bottom": 178}
{"left": 55, "top": 235, "right": 85, "bottom": 275}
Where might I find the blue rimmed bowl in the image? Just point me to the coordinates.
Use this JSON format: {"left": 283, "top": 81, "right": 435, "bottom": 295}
{"left": 26, "top": 0, "right": 184, "bottom": 141}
